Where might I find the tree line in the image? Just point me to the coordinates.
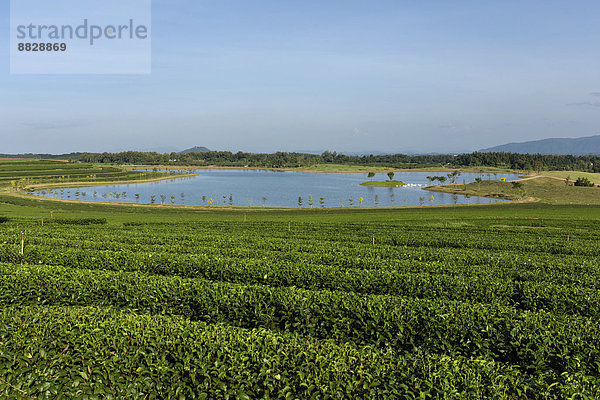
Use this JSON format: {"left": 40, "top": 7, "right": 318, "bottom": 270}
{"left": 3, "top": 150, "right": 600, "bottom": 172}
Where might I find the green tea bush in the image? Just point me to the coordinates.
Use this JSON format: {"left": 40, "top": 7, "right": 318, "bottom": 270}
{"left": 2, "top": 306, "right": 597, "bottom": 399}
{"left": 52, "top": 217, "right": 107, "bottom": 225}
{"left": 0, "top": 211, "right": 599, "bottom": 398}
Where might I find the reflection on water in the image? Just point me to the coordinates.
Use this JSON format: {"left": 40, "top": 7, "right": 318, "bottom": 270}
{"left": 34, "top": 169, "right": 521, "bottom": 208}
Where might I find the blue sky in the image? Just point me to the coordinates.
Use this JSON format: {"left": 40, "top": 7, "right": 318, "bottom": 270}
{"left": 2, "top": 0, "right": 600, "bottom": 154}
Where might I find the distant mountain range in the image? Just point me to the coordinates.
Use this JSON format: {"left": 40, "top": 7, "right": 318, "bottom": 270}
{"left": 479, "top": 135, "right": 600, "bottom": 155}
{"left": 179, "top": 146, "right": 210, "bottom": 154}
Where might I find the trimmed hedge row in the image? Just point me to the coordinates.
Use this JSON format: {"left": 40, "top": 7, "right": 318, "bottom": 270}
{"left": 1, "top": 305, "right": 597, "bottom": 399}
{"left": 1, "top": 242, "right": 599, "bottom": 318}
{"left": 52, "top": 218, "right": 107, "bottom": 225}
{"left": 1, "top": 263, "right": 599, "bottom": 381}
{"left": 6, "top": 221, "right": 600, "bottom": 268}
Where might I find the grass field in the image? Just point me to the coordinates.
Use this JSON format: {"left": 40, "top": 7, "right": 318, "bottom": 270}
{"left": 426, "top": 176, "right": 600, "bottom": 205}
{"left": 123, "top": 163, "right": 519, "bottom": 174}
{"left": 543, "top": 170, "right": 600, "bottom": 183}
{"left": 0, "top": 159, "right": 191, "bottom": 189}
{"left": 285, "top": 163, "right": 519, "bottom": 174}
{"left": 0, "top": 161, "right": 599, "bottom": 398}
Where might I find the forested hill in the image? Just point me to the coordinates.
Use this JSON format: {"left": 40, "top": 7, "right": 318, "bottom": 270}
{"left": 480, "top": 135, "right": 600, "bottom": 155}
{"left": 180, "top": 146, "right": 210, "bottom": 153}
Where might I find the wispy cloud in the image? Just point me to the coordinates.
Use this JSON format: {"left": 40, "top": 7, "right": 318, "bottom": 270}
{"left": 567, "top": 93, "right": 600, "bottom": 108}
{"left": 566, "top": 101, "right": 600, "bottom": 108}
{"left": 352, "top": 127, "right": 369, "bottom": 137}
{"left": 439, "top": 122, "right": 457, "bottom": 129}
{"left": 439, "top": 122, "right": 472, "bottom": 132}
{"left": 21, "top": 120, "right": 88, "bottom": 130}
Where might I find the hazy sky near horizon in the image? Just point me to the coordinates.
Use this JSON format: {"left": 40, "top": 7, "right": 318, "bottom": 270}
{"left": 2, "top": 0, "right": 600, "bottom": 154}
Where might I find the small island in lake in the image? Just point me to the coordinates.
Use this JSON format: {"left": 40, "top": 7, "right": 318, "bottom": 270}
{"left": 360, "top": 180, "right": 407, "bottom": 187}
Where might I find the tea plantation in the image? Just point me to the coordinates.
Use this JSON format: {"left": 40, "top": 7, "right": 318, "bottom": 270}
{"left": 0, "top": 163, "right": 599, "bottom": 398}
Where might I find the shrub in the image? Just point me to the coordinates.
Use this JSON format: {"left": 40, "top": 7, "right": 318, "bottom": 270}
{"left": 574, "top": 177, "right": 594, "bottom": 187}
{"left": 53, "top": 218, "right": 107, "bottom": 225}
{"left": 123, "top": 221, "right": 145, "bottom": 226}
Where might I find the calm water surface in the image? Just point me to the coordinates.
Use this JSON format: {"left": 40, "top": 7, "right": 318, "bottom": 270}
{"left": 35, "top": 169, "right": 521, "bottom": 207}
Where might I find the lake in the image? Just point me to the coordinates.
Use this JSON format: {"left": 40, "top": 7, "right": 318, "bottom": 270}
{"left": 34, "top": 169, "right": 521, "bottom": 207}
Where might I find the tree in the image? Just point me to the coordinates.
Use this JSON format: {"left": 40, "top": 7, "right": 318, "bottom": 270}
{"left": 387, "top": 172, "right": 395, "bottom": 181}
{"left": 368, "top": 172, "right": 375, "bottom": 180}
{"left": 475, "top": 177, "right": 482, "bottom": 192}
{"left": 447, "top": 171, "right": 460, "bottom": 184}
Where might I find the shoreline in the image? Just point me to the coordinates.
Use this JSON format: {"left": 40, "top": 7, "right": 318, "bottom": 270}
{"left": 14, "top": 171, "right": 528, "bottom": 209}
{"left": 7, "top": 186, "right": 521, "bottom": 211}
{"left": 122, "top": 164, "right": 521, "bottom": 175}
{"left": 360, "top": 180, "right": 407, "bottom": 187}
{"left": 422, "top": 175, "right": 542, "bottom": 203}
{"left": 423, "top": 184, "right": 524, "bottom": 201}
{"left": 7, "top": 163, "right": 538, "bottom": 209}
{"left": 21, "top": 172, "right": 196, "bottom": 191}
